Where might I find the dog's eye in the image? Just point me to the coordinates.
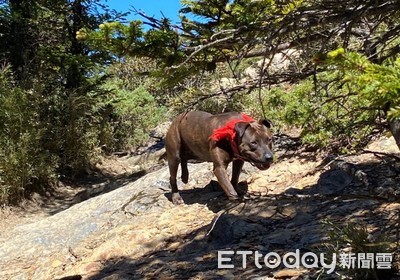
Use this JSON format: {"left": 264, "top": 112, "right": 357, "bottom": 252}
{"left": 250, "top": 141, "right": 258, "bottom": 148}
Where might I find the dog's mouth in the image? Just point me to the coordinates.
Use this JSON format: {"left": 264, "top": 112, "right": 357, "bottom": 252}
{"left": 240, "top": 151, "right": 273, "bottom": 170}
{"left": 253, "top": 161, "right": 272, "bottom": 170}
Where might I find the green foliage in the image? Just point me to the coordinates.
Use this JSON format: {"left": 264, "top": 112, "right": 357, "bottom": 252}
{"left": 54, "top": 90, "right": 105, "bottom": 173}
{"left": 80, "top": 20, "right": 182, "bottom": 67}
{"left": 101, "top": 82, "right": 167, "bottom": 151}
{"left": 78, "top": 21, "right": 144, "bottom": 55}
{"left": 80, "top": 0, "right": 400, "bottom": 152}
{"left": 239, "top": 49, "right": 400, "bottom": 150}
{"left": 0, "top": 0, "right": 165, "bottom": 205}
{"left": 250, "top": 70, "right": 376, "bottom": 149}
{"left": 186, "top": 0, "right": 277, "bottom": 24}
{"left": 322, "top": 219, "right": 393, "bottom": 279}
{"left": 323, "top": 219, "right": 391, "bottom": 254}
{"left": 0, "top": 66, "right": 57, "bottom": 204}
{"left": 93, "top": 57, "right": 167, "bottom": 152}
{"left": 82, "top": 0, "right": 294, "bottom": 87}
{"left": 324, "top": 50, "right": 400, "bottom": 120}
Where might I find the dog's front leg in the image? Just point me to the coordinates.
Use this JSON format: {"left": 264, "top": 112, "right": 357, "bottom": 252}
{"left": 213, "top": 163, "right": 239, "bottom": 200}
{"left": 210, "top": 144, "right": 239, "bottom": 200}
{"left": 231, "top": 159, "right": 244, "bottom": 190}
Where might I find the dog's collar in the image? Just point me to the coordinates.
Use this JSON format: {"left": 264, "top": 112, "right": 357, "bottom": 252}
{"left": 209, "top": 113, "right": 255, "bottom": 160}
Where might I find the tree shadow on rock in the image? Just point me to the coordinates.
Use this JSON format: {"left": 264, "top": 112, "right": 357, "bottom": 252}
{"left": 42, "top": 169, "right": 150, "bottom": 216}
{"left": 163, "top": 179, "right": 250, "bottom": 213}
{"left": 85, "top": 154, "right": 400, "bottom": 280}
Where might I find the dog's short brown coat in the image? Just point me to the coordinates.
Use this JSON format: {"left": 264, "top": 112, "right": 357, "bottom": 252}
{"left": 165, "top": 111, "right": 273, "bottom": 205}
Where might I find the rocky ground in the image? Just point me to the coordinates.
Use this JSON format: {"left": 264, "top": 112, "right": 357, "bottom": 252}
{"left": 1, "top": 134, "right": 400, "bottom": 280}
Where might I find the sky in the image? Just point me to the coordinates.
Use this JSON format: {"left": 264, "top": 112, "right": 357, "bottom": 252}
{"left": 100, "top": 0, "right": 184, "bottom": 24}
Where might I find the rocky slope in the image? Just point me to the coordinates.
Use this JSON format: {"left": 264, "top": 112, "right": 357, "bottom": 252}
{"left": 0, "top": 136, "right": 399, "bottom": 280}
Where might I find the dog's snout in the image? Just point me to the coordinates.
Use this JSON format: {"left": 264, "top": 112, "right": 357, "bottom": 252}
{"left": 264, "top": 152, "right": 273, "bottom": 161}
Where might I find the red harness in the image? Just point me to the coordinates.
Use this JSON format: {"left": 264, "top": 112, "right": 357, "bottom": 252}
{"left": 209, "top": 113, "right": 255, "bottom": 159}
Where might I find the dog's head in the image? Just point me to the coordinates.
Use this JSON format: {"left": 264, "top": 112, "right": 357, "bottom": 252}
{"left": 235, "top": 119, "right": 274, "bottom": 170}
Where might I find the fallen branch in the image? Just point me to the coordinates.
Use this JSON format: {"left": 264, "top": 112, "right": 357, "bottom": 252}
{"left": 362, "top": 149, "right": 400, "bottom": 161}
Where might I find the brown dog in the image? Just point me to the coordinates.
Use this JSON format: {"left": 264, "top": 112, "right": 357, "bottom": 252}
{"left": 165, "top": 111, "right": 273, "bottom": 205}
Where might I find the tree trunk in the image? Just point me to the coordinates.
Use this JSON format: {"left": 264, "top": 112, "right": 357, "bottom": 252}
{"left": 9, "top": 0, "right": 36, "bottom": 83}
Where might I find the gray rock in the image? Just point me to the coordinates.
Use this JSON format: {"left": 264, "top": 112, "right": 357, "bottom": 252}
{"left": 208, "top": 213, "right": 266, "bottom": 245}
{"left": 0, "top": 163, "right": 214, "bottom": 279}
{"left": 2, "top": 135, "right": 399, "bottom": 280}
{"left": 315, "top": 170, "right": 353, "bottom": 195}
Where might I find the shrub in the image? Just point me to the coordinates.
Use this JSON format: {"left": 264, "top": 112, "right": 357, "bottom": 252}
{"left": 243, "top": 70, "right": 379, "bottom": 150}
{"left": 0, "top": 66, "right": 57, "bottom": 204}
{"left": 322, "top": 219, "right": 394, "bottom": 280}
{"left": 100, "top": 81, "right": 167, "bottom": 152}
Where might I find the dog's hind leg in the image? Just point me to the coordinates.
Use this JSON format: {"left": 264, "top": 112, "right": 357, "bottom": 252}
{"left": 181, "top": 158, "right": 189, "bottom": 184}
{"left": 166, "top": 119, "right": 185, "bottom": 205}
{"left": 167, "top": 156, "right": 184, "bottom": 205}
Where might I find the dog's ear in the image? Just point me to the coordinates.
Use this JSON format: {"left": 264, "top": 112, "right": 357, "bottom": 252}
{"left": 235, "top": 122, "right": 250, "bottom": 138}
{"left": 259, "top": 119, "right": 273, "bottom": 129}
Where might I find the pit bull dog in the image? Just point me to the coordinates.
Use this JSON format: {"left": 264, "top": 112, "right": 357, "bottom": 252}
{"left": 165, "top": 111, "right": 273, "bottom": 205}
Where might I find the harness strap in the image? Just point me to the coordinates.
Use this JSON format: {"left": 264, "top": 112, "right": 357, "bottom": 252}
{"left": 209, "top": 113, "right": 255, "bottom": 160}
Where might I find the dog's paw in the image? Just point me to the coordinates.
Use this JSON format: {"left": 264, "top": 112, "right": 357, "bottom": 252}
{"left": 172, "top": 193, "right": 184, "bottom": 205}
{"left": 227, "top": 194, "right": 240, "bottom": 201}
